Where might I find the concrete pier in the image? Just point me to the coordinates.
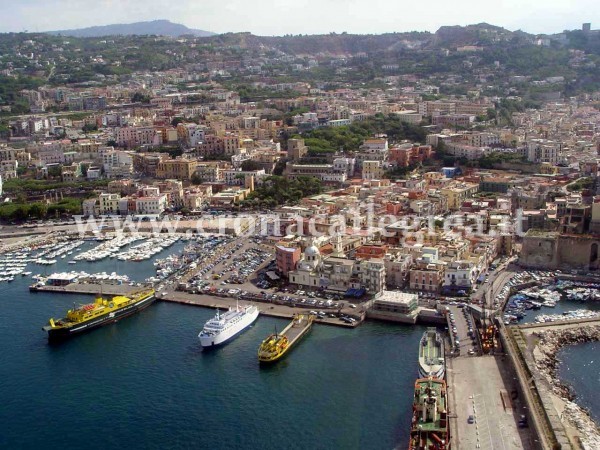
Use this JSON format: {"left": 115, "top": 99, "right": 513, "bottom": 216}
{"left": 29, "top": 282, "right": 139, "bottom": 297}
{"left": 160, "top": 291, "right": 357, "bottom": 328}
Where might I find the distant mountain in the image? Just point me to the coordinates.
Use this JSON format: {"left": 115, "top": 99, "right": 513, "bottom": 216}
{"left": 46, "top": 20, "right": 215, "bottom": 38}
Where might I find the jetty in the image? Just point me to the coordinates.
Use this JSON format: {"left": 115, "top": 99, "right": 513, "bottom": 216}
{"left": 500, "top": 318, "right": 600, "bottom": 450}
{"left": 29, "top": 282, "right": 139, "bottom": 297}
{"left": 161, "top": 291, "right": 357, "bottom": 328}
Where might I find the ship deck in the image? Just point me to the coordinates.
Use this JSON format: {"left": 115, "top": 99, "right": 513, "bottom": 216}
{"left": 282, "top": 318, "right": 312, "bottom": 344}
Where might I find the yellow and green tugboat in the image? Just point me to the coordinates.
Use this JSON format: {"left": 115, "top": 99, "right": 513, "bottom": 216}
{"left": 42, "top": 288, "right": 155, "bottom": 340}
{"left": 258, "top": 314, "right": 314, "bottom": 363}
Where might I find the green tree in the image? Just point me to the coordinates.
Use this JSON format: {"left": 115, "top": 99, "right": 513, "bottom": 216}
{"left": 241, "top": 160, "right": 262, "bottom": 171}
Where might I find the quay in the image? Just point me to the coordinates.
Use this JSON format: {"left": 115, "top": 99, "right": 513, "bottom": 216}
{"left": 30, "top": 280, "right": 359, "bottom": 328}
{"left": 161, "top": 291, "right": 358, "bottom": 328}
{"left": 29, "top": 282, "right": 139, "bottom": 296}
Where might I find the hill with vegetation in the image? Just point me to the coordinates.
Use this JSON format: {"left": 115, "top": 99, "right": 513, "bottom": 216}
{"left": 46, "top": 20, "right": 214, "bottom": 38}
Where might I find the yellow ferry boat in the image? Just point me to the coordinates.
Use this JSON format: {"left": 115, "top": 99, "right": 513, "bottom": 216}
{"left": 258, "top": 314, "right": 314, "bottom": 363}
{"left": 42, "top": 288, "right": 155, "bottom": 340}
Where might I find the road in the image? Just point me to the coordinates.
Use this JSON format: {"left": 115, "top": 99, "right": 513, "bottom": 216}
{"left": 447, "top": 305, "right": 477, "bottom": 356}
{"left": 472, "top": 259, "right": 518, "bottom": 310}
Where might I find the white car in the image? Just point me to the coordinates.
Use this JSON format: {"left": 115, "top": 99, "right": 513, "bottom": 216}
{"left": 348, "top": 303, "right": 357, "bottom": 308}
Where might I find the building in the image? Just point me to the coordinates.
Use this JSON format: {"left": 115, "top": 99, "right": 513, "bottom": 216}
{"left": 368, "top": 291, "right": 419, "bottom": 323}
{"left": 409, "top": 260, "right": 445, "bottom": 293}
{"left": 384, "top": 252, "right": 413, "bottom": 288}
{"left": 440, "top": 183, "right": 479, "bottom": 210}
{"left": 286, "top": 162, "right": 347, "bottom": 183}
{"left": 275, "top": 243, "right": 302, "bottom": 277}
{"left": 156, "top": 159, "right": 198, "bottom": 181}
{"left": 135, "top": 195, "right": 167, "bottom": 215}
{"left": 288, "top": 242, "right": 385, "bottom": 295}
{"left": 288, "top": 138, "right": 308, "bottom": 160}
{"left": 526, "top": 139, "right": 562, "bottom": 164}
{"left": 98, "top": 193, "right": 120, "bottom": 215}
{"left": 443, "top": 261, "right": 477, "bottom": 293}
{"left": 362, "top": 160, "right": 385, "bottom": 180}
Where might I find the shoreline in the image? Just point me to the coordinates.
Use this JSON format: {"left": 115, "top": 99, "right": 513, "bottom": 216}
{"left": 533, "top": 325, "right": 600, "bottom": 449}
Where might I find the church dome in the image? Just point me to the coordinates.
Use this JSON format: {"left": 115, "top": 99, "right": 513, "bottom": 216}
{"left": 305, "top": 245, "right": 320, "bottom": 257}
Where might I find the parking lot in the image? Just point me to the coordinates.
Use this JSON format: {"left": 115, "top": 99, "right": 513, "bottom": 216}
{"left": 171, "top": 238, "right": 363, "bottom": 324}
{"left": 448, "top": 356, "right": 533, "bottom": 450}
{"left": 447, "top": 304, "right": 479, "bottom": 356}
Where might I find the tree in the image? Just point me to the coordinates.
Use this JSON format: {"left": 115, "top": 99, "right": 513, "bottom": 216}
{"left": 240, "top": 160, "right": 262, "bottom": 171}
{"left": 29, "top": 203, "right": 48, "bottom": 219}
{"left": 47, "top": 165, "right": 62, "bottom": 178}
{"left": 131, "top": 92, "right": 151, "bottom": 103}
{"left": 171, "top": 117, "right": 185, "bottom": 127}
{"left": 82, "top": 123, "right": 98, "bottom": 133}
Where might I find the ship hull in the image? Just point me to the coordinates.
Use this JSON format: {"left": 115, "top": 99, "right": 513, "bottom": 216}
{"left": 199, "top": 308, "right": 259, "bottom": 348}
{"left": 258, "top": 323, "right": 312, "bottom": 364}
{"left": 418, "top": 366, "right": 445, "bottom": 379}
{"left": 45, "top": 294, "right": 155, "bottom": 341}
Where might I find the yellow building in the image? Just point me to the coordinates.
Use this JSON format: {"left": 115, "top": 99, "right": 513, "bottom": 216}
{"left": 156, "top": 159, "right": 198, "bottom": 180}
{"left": 209, "top": 187, "right": 251, "bottom": 206}
{"left": 362, "top": 160, "right": 385, "bottom": 180}
{"left": 440, "top": 182, "right": 479, "bottom": 210}
{"left": 539, "top": 162, "right": 559, "bottom": 175}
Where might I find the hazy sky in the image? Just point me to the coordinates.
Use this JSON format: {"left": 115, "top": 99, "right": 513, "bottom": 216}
{"left": 2, "top": 0, "right": 599, "bottom": 35}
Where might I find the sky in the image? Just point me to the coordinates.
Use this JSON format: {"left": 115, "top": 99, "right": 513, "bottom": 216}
{"left": 2, "top": 0, "right": 599, "bottom": 36}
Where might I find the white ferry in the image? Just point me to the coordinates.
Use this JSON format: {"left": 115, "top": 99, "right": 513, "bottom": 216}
{"left": 198, "top": 304, "right": 259, "bottom": 348}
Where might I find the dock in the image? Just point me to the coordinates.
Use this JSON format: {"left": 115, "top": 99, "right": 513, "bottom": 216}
{"left": 29, "top": 282, "right": 139, "bottom": 297}
{"left": 161, "top": 291, "right": 357, "bottom": 328}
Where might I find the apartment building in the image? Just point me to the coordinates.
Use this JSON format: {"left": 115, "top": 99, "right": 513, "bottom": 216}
{"left": 409, "top": 260, "right": 445, "bottom": 293}
{"left": 156, "top": 158, "right": 198, "bottom": 180}
{"left": 440, "top": 183, "right": 480, "bottom": 210}
{"left": 362, "top": 160, "right": 386, "bottom": 180}
{"left": 526, "top": 139, "right": 562, "bottom": 164}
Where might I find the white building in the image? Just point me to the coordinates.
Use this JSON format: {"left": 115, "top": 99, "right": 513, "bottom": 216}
{"left": 526, "top": 139, "right": 562, "bottom": 164}
{"left": 135, "top": 195, "right": 167, "bottom": 215}
{"left": 288, "top": 242, "right": 385, "bottom": 295}
{"left": 443, "top": 261, "right": 477, "bottom": 291}
{"left": 223, "top": 169, "right": 266, "bottom": 186}
{"left": 333, "top": 157, "right": 356, "bottom": 177}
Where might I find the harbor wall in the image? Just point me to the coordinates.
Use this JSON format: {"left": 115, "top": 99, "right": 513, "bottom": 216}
{"left": 500, "top": 323, "right": 572, "bottom": 450}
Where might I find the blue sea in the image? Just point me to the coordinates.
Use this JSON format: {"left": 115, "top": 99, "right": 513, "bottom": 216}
{"left": 558, "top": 341, "right": 600, "bottom": 423}
{"left": 0, "top": 241, "right": 424, "bottom": 449}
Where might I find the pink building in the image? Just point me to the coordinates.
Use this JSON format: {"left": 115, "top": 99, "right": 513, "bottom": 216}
{"left": 275, "top": 244, "right": 301, "bottom": 277}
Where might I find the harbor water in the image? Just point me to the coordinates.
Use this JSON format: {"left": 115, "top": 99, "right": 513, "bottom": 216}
{"left": 510, "top": 281, "right": 600, "bottom": 430}
{"left": 0, "top": 242, "right": 424, "bottom": 449}
{"left": 558, "top": 341, "right": 600, "bottom": 423}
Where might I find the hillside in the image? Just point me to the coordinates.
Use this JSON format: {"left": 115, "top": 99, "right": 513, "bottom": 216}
{"left": 46, "top": 19, "right": 214, "bottom": 38}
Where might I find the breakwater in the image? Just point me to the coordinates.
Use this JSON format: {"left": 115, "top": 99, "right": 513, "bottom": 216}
{"left": 533, "top": 325, "right": 600, "bottom": 449}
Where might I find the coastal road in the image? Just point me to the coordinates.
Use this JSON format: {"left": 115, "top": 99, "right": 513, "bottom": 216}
{"left": 472, "top": 261, "right": 517, "bottom": 310}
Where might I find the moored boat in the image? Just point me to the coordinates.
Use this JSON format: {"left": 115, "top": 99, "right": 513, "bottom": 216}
{"left": 409, "top": 377, "right": 450, "bottom": 450}
{"left": 258, "top": 314, "right": 314, "bottom": 363}
{"left": 42, "top": 288, "right": 155, "bottom": 340}
{"left": 418, "top": 328, "right": 445, "bottom": 379}
{"left": 198, "top": 304, "right": 259, "bottom": 347}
